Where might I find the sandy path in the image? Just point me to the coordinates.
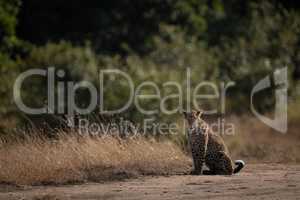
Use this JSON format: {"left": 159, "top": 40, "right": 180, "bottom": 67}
{"left": 0, "top": 164, "right": 299, "bottom": 200}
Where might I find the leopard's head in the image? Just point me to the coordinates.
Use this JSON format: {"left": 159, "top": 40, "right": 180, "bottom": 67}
{"left": 182, "top": 110, "right": 203, "bottom": 127}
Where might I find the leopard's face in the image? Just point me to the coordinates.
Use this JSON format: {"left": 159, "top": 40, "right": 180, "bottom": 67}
{"left": 183, "top": 110, "right": 203, "bottom": 127}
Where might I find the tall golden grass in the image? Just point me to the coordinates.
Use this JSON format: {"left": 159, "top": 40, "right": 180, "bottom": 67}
{"left": 224, "top": 115, "right": 300, "bottom": 163}
{"left": 0, "top": 134, "right": 191, "bottom": 185}
{"left": 1, "top": 101, "right": 300, "bottom": 186}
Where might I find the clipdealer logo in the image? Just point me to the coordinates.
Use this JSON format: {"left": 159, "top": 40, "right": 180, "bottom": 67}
{"left": 251, "top": 67, "right": 288, "bottom": 133}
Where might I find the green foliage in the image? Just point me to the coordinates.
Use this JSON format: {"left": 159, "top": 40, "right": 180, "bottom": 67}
{"left": 0, "top": 53, "right": 18, "bottom": 115}
{"left": 97, "top": 26, "right": 220, "bottom": 122}
{"left": 26, "top": 41, "right": 98, "bottom": 81}
{"left": 0, "top": 0, "right": 300, "bottom": 129}
{"left": 0, "top": 0, "right": 20, "bottom": 51}
{"left": 0, "top": 0, "right": 23, "bottom": 123}
{"left": 216, "top": 2, "right": 300, "bottom": 112}
{"left": 21, "top": 41, "right": 99, "bottom": 110}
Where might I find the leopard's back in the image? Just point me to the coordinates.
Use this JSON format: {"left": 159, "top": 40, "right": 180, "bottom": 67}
{"left": 207, "top": 132, "right": 229, "bottom": 154}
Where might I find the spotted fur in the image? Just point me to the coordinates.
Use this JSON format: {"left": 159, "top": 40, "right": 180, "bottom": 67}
{"left": 183, "top": 110, "right": 245, "bottom": 175}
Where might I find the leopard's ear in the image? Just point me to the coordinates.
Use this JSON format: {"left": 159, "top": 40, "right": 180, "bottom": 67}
{"left": 196, "top": 110, "right": 203, "bottom": 118}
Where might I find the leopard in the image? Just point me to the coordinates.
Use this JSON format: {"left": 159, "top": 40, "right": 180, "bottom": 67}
{"left": 183, "top": 110, "right": 245, "bottom": 175}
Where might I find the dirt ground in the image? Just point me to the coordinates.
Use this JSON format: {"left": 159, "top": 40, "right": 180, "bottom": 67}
{"left": 0, "top": 164, "right": 299, "bottom": 200}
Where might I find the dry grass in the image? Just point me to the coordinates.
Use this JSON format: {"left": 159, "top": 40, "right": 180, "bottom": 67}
{"left": 223, "top": 100, "right": 300, "bottom": 163}
{"left": 1, "top": 101, "right": 300, "bottom": 186}
{"left": 0, "top": 134, "right": 191, "bottom": 185}
{"left": 223, "top": 115, "right": 300, "bottom": 163}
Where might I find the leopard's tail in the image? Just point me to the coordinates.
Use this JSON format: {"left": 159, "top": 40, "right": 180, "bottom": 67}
{"left": 233, "top": 160, "right": 245, "bottom": 174}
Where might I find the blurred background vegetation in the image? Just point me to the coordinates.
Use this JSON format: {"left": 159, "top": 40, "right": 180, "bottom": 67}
{"left": 0, "top": 0, "right": 300, "bottom": 131}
